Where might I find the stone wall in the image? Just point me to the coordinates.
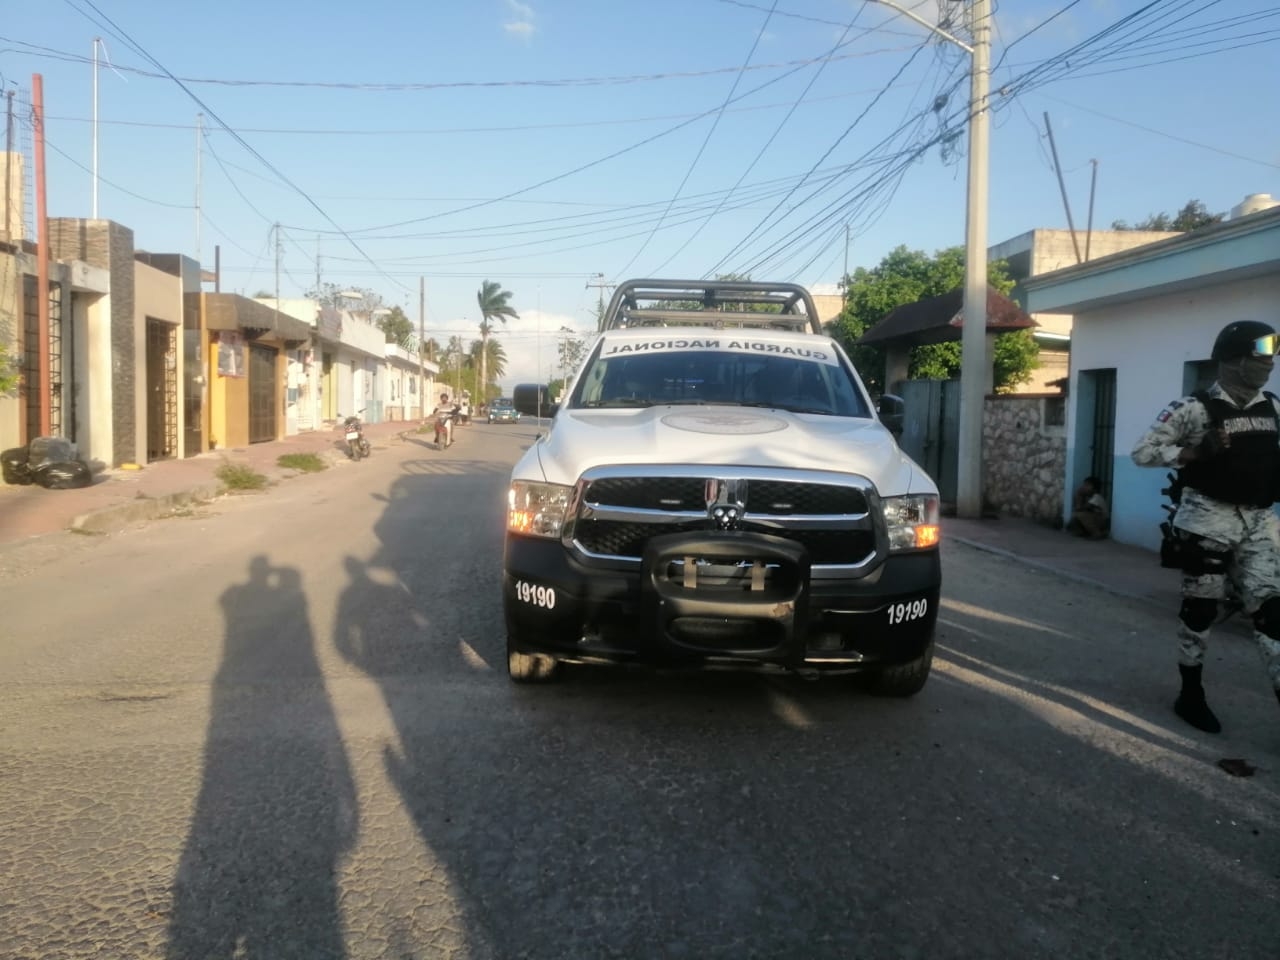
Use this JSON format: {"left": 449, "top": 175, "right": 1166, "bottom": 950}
{"left": 983, "top": 395, "right": 1066, "bottom": 524}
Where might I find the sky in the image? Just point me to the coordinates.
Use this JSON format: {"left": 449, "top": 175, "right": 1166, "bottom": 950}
{"left": 6, "top": 1, "right": 1279, "bottom": 389}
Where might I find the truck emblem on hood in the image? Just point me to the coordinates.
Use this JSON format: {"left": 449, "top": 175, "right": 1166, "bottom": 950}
{"left": 706, "top": 478, "right": 746, "bottom": 530}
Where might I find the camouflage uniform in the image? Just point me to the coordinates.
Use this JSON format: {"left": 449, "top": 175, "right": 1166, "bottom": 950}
{"left": 1131, "top": 384, "right": 1280, "bottom": 696}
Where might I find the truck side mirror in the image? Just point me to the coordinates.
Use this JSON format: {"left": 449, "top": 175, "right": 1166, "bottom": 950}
{"left": 513, "top": 383, "right": 558, "bottom": 418}
{"left": 877, "top": 393, "right": 905, "bottom": 437}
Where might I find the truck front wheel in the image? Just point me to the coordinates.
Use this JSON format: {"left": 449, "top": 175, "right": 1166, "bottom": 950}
{"left": 866, "top": 637, "right": 934, "bottom": 697}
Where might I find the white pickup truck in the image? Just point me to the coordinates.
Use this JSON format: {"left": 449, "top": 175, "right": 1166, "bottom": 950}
{"left": 504, "top": 278, "right": 941, "bottom": 694}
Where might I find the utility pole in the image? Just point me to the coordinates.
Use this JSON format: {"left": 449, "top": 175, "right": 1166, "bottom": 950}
{"left": 4, "top": 90, "right": 14, "bottom": 244}
{"left": 1085, "top": 159, "right": 1099, "bottom": 262}
{"left": 91, "top": 38, "right": 99, "bottom": 218}
{"left": 418, "top": 276, "right": 426, "bottom": 421}
{"left": 1043, "top": 112, "right": 1081, "bottom": 264}
{"left": 843, "top": 223, "right": 851, "bottom": 287}
{"left": 273, "top": 222, "right": 281, "bottom": 320}
{"left": 872, "top": 0, "right": 990, "bottom": 518}
{"left": 956, "top": 0, "right": 991, "bottom": 519}
{"left": 586, "top": 273, "right": 613, "bottom": 331}
{"left": 194, "top": 112, "right": 203, "bottom": 265}
{"left": 33, "top": 73, "right": 51, "bottom": 437}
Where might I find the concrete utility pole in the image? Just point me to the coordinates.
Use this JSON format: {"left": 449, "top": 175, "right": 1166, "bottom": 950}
{"left": 194, "top": 112, "right": 203, "bottom": 265}
{"left": 34, "top": 73, "right": 51, "bottom": 438}
{"left": 91, "top": 38, "right": 99, "bottom": 218}
{"left": 869, "top": 0, "right": 990, "bottom": 519}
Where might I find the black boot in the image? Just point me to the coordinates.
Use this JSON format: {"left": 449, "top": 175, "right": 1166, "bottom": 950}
{"left": 1174, "top": 664, "right": 1221, "bottom": 733}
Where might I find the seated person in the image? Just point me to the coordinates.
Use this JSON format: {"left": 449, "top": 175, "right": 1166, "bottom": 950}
{"left": 1067, "top": 475, "right": 1110, "bottom": 540}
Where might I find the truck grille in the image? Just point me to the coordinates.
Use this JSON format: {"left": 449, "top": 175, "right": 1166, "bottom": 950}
{"left": 571, "top": 467, "right": 882, "bottom": 571}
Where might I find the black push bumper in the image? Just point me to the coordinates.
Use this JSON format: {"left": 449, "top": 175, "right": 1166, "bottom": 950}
{"left": 503, "top": 531, "right": 939, "bottom": 674}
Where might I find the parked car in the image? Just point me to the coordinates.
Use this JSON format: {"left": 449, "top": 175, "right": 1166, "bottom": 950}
{"left": 488, "top": 398, "right": 521, "bottom": 424}
{"left": 502, "top": 278, "right": 940, "bottom": 693}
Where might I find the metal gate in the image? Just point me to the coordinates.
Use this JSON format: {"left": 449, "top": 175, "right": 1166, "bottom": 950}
{"left": 1080, "top": 368, "right": 1117, "bottom": 500}
{"left": 248, "top": 344, "right": 277, "bottom": 443}
{"left": 146, "top": 319, "right": 178, "bottom": 460}
{"left": 898, "top": 378, "right": 961, "bottom": 504}
{"left": 20, "top": 277, "right": 65, "bottom": 442}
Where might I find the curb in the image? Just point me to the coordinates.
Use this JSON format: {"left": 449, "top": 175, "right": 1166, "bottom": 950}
{"left": 64, "top": 427, "right": 422, "bottom": 537}
{"left": 70, "top": 483, "right": 224, "bottom": 535}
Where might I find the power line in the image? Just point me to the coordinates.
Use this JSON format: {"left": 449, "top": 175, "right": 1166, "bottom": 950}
{"left": 1, "top": 34, "right": 924, "bottom": 90}
{"left": 649, "top": 2, "right": 871, "bottom": 275}
{"left": 59, "top": 0, "right": 410, "bottom": 293}
{"left": 40, "top": 128, "right": 192, "bottom": 209}
{"left": 612, "top": 0, "right": 781, "bottom": 278}
{"left": 294, "top": 28, "right": 908, "bottom": 237}
{"left": 1038, "top": 92, "right": 1280, "bottom": 169}
{"left": 705, "top": 37, "right": 933, "bottom": 278}
{"left": 39, "top": 83, "right": 952, "bottom": 138}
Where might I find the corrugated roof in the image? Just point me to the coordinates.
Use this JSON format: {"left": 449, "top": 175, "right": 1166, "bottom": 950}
{"left": 856, "top": 286, "right": 1036, "bottom": 347}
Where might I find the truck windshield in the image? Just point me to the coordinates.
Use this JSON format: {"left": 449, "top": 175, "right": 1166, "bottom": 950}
{"left": 570, "top": 348, "right": 870, "bottom": 418}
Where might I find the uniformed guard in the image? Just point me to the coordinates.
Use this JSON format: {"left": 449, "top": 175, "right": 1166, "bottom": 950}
{"left": 1131, "top": 319, "right": 1280, "bottom": 733}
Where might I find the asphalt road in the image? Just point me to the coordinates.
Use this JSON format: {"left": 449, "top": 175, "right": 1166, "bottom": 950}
{"left": 1, "top": 422, "right": 1277, "bottom": 960}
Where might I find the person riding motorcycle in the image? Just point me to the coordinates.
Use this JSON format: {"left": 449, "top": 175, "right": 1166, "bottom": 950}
{"left": 433, "top": 392, "right": 460, "bottom": 448}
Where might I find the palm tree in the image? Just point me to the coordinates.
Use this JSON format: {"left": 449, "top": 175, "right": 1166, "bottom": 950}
{"left": 476, "top": 280, "right": 518, "bottom": 401}
{"left": 469, "top": 338, "right": 508, "bottom": 383}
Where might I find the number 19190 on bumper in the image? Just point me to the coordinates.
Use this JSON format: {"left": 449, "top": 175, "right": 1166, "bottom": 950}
{"left": 503, "top": 531, "right": 939, "bottom": 677}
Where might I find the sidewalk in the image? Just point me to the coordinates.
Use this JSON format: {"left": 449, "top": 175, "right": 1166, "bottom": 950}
{"left": 0, "top": 419, "right": 426, "bottom": 545}
{"left": 946, "top": 514, "right": 1181, "bottom": 610}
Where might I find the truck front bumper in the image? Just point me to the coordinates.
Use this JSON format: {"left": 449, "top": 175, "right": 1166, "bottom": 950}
{"left": 503, "top": 532, "right": 939, "bottom": 675}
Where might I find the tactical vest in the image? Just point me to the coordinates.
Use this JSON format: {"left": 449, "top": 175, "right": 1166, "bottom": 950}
{"left": 1180, "top": 391, "right": 1280, "bottom": 507}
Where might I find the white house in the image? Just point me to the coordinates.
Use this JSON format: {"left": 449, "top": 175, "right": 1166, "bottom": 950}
{"left": 383, "top": 343, "right": 438, "bottom": 421}
{"left": 1022, "top": 200, "right": 1280, "bottom": 551}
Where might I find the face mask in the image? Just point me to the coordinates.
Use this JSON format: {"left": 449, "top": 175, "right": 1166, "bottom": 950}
{"left": 1220, "top": 356, "right": 1273, "bottom": 401}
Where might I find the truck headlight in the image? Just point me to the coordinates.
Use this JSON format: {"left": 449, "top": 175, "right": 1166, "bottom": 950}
{"left": 883, "top": 494, "right": 941, "bottom": 552}
{"left": 508, "top": 481, "right": 573, "bottom": 538}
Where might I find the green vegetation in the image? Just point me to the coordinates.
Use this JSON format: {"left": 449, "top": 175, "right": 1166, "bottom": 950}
{"left": 277, "top": 452, "right": 327, "bottom": 473}
{"left": 216, "top": 461, "right": 268, "bottom": 491}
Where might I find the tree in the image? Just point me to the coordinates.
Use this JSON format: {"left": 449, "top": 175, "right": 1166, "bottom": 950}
{"left": 556, "top": 326, "right": 587, "bottom": 386}
{"left": 476, "top": 280, "right": 519, "bottom": 401}
{"left": 0, "top": 342, "right": 20, "bottom": 396}
{"left": 826, "top": 245, "right": 1037, "bottom": 395}
{"left": 376, "top": 305, "right": 415, "bottom": 348}
{"left": 1111, "top": 198, "right": 1223, "bottom": 232}
{"left": 305, "top": 282, "right": 385, "bottom": 320}
{"left": 469, "top": 337, "right": 508, "bottom": 392}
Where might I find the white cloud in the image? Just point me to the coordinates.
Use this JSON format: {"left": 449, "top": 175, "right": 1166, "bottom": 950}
{"left": 503, "top": 0, "right": 535, "bottom": 39}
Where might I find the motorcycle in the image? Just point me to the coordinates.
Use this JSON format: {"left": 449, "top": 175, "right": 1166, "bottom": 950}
{"left": 341, "top": 412, "right": 371, "bottom": 461}
{"left": 433, "top": 407, "right": 459, "bottom": 449}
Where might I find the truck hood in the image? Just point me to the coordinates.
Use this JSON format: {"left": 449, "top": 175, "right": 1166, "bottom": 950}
{"left": 517, "top": 405, "right": 932, "bottom": 497}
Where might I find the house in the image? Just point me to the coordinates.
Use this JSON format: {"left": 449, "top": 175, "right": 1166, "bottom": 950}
{"left": 3, "top": 217, "right": 194, "bottom": 469}
{"left": 1021, "top": 199, "right": 1280, "bottom": 551}
{"left": 202, "top": 294, "right": 313, "bottom": 449}
{"left": 993, "top": 227, "right": 1189, "bottom": 393}
{"left": 383, "top": 342, "right": 438, "bottom": 421}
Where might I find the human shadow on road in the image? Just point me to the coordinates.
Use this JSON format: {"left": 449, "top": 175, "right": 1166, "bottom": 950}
{"left": 329, "top": 451, "right": 1280, "bottom": 959}
{"left": 167, "top": 555, "right": 357, "bottom": 960}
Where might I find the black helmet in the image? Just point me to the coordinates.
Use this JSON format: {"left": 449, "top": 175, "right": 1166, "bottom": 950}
{"left": 1211, "top": 320, "right": 1278, "bottom": 361}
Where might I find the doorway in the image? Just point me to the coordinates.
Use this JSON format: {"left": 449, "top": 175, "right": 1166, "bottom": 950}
{"left": 1075, "top": 368, "right": 1117, "bottom": 500}
{"left": 146, "top": 318, "right": 178, "bottom": 460}
{"left": 248, "top": 344, "right": 278, "bottom": 443}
